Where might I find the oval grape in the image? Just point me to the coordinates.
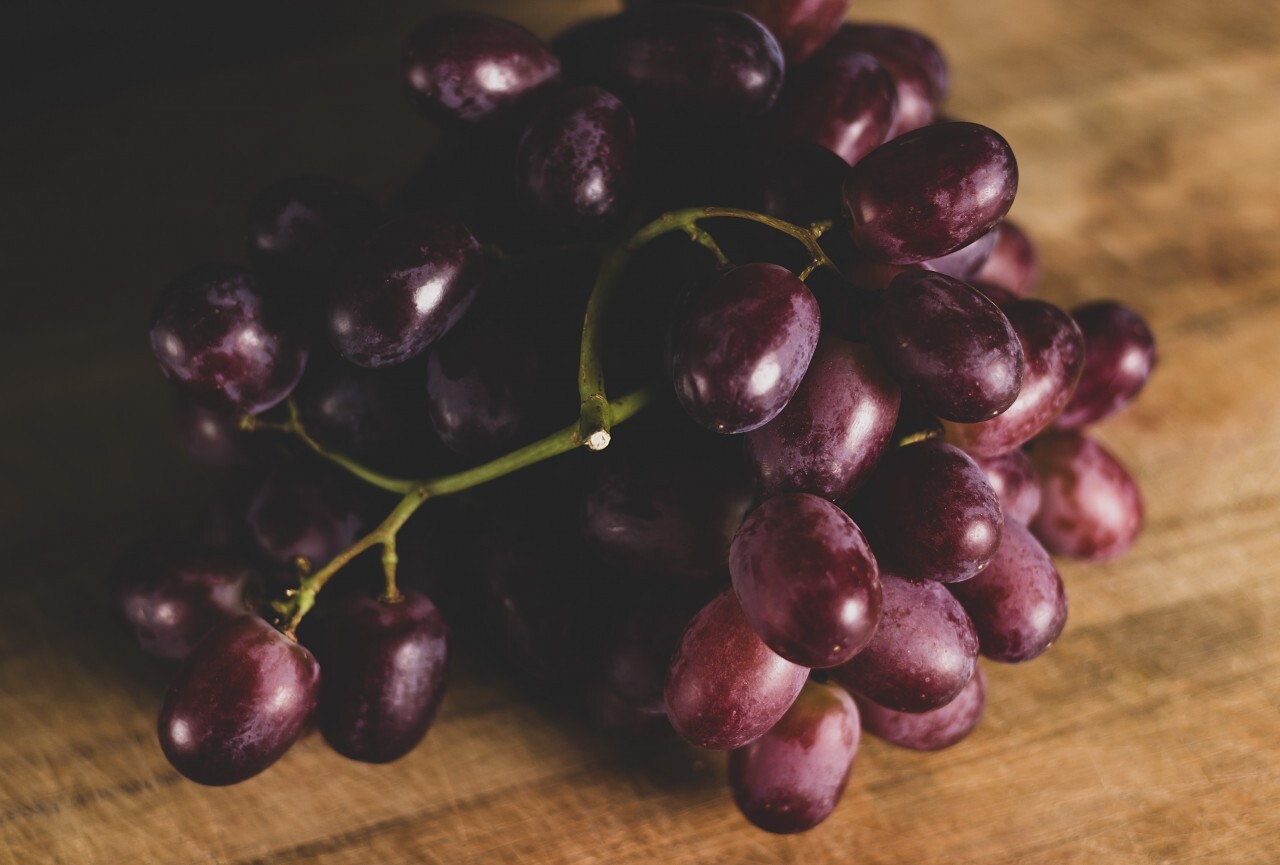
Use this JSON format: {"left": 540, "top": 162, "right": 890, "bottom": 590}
{"left": 821, "top": 24, "right": 949, "bottom": 135}
{"left": 774, "top": 50, "right": 898, "bottom": 167}
{"left": 974, "top": 449, "right": 1042, "bottom": 524}
{"left": 856, "top": 666, "right": 985, "bottom": 751}
{"left": 1030, "top": 432, "right": 1144, "bottom": 560}
{"left": 1053, "top": 301, "right": 1157, "bottom": 430}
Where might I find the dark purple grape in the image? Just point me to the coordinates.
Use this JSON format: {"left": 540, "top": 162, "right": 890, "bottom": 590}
{"left": 328, "top": 214, "right": 484, "bottom": 369}
{"left": 974, "top": 219, "right": 1038, "bottom": 296}
{"left": 605, "top": 600, "right": 704, "bottom": 716}
{"left": 1030, "top": 432, "right": 1144, "bottom": 561}
{"left": 246, "top": 473, "right": 362, "bottom": 568}
{"left": 292, "top": 354, "right": 400, "bottom": 460}
{"left": 671, "top": 263, "right": 821, "bottom": 434}
{"left": 112, "top": 547, "right": 260, "bottom": 661}
{"left": 158, "top": 616, "right": 320, "bottom": 785}
{"left": 310, "top": 592, "right": 449, "bottom": 764}
{"left": 921, "top": 225, "right": 998, "bottom": 279}
{"left": 760, "top": 144, "right": 851, "bottom": 225}
{"left": 402, "top": 13, "right": 561, "bottom": 127}
{"left": 859, "top": 439, "right": 1003, "bottom": 583}
{"left": 944, "top": 299, "right": 1085, "bottom": 457}
{"left": 974, "top": 449, "right": 1042, "bottom": 524}
{"left": 731, "top": 494, "right": 881, "bottom": 668}
{"left": 843, "top": 122, "right": 1018, "bottom": 264}
{"left": 865, "top": 270, "right": 1024, "bottom": 423}
{"left": 949, "top": 520, "right": 1067, "bottom": 663}
{"left": 516, "top": 85, "right": 636, "bottom": 231}
{"left": 172, "top": 394, "right": 257, "bottom": 468}
{"left": 665, "top": 589, "right": 809, "bottom": 750}
{"left": 744, "top": 337, "right": 899, "bottom": 504}
{"left": 773, "top": 50, "right": 897, "bottom": 167}
{"left": 729, "top": 681, "right": 859, "bottom": 834}
{"left": 244, "top": 176, "right": 380, "bottom": 289}
{"left": 832, "top": 574, "right": 977, "bottom": 712}
{"left": 630, "top": 0, "right": 850, "bottom": 64}
{"left": 821, "top": 24, "right": 949, "bottom": 135}
{"left": 150, "top": 264, "right": 306, "bottom": 415}
{"left": 1053, "top": 301, "right": 1157, "bottom": 430}
{"left": 856, "top": 665, "right": 985, "bottom": 751}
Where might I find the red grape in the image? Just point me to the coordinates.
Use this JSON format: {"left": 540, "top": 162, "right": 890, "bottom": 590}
{"left": 856, "top": 666, "right": 985, "bottom": 751}
{"left": 1030, "top": 432, "right": 1144, "bottom": 560}
{"left": 774, "top": 50, "right": 898, "bottom": 167}
{"left": 1053, "top": 301, "right": 1157, "bottom": 430}
{"left": 821, "top": 25, "right": 949, "bottom": 135}
{"left": 973, "top": 219, "right": 1038, "bottom": 296}
{"left": 974, "top": 448, "right": 1042, "bottom": 525}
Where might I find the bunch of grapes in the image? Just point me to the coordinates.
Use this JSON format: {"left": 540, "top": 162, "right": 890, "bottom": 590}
{"left": 115, "top": 0, "right": 1158, "bottom": 835}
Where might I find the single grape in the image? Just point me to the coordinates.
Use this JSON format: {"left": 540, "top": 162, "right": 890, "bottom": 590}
{"left": 150, "top": 264, "right": 306, "bottom": 415}
{"left": 729, "top": 681, "right": 860, "bottom": 834}
{"left": 865, "top": 270, "right": 1024, "bottom": 422}
{"left": 974, "top": 219, "right": 1038, "bottom": 296}
{"left": 246, "top": 472, "right": 363, "bottom": 568}
{"left": 773, "top": 50, "right": 898, "bottom": 167}
{"left": 974, "top": 449, "right": 1042, "bottom": 524}
{"left": 158, "top": 616, "right": 320, "bottom": 786}
{"left": 309, "top": 592, "right": 449, "bottom": 764}
{"left": 516, "top": 85, "right": 637, "bottom": 231}
{"left": 1030, "top": 432, "right": 1144, "bottom": 560}
{"left": 292, "top": 353, "right": 400, "bottom": 462}
{"left": 1053, "top": 301, "right": 1157, "bottom": 430}
{"left": 821, "top": 24, "right": 949, "bottom": 134}
{"left": 831, "top": 574, "right": 978, "bottom": 712}
{"left": 328, "top": 214, "right": 484, "bottom": 368}
{"left": 671, "top": 263, "right": 821, "bottom": 434}
{"left": 744, "top": 337, "right": 900, "bottom": 505}
{"left": 943, "top": 299, "right": 1085, "bottom": 457}
{"left": 949, "top": 520, "right": 1067, "bottom": 663}
{"left": 629, "top": 0, "right": 850, "bottom": 64}
{"left": 759, "top": 143, "right": 851, "bottom": 226}
{"left": 402, "top": 12, "right": 561, "bottom": 127}
{"left": 843, "top": 122, "right": 1018, "bottom": 264}
{"left": 856, "top": 666, "right": 985, "bottom": 751}
{"left": 665, "top": 589, "right": 809, "bottom": 750}
{"left": 859, "top": 439, "right": 1004, "bottom": 583}
{"left": 171, "top": 393, "right": 258, "bottom": 468}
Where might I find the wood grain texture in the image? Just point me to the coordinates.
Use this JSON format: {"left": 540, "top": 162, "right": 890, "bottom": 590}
{"left": 2, "top": 0, "right": 1278, "bottom": 862}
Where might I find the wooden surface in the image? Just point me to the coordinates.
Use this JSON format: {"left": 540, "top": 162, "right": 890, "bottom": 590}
{"left": 2, "top": 0, "right": 1279, "bottom": 862}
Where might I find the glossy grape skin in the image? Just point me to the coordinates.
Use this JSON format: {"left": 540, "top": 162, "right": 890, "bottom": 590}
{"left": 671, "top": 263, "right": 821, "bottom": 434}
{"left": 665, "top": 589, "right": 809, "bottom": 750}
{"left": 860, "top": 440, "right": 1004, "bottom": 584}
{"left": 402, "top": 12, "right": 561, "bottom": 127}
{"left": 328, "top": 214, "right": 484, "bottom": 369}
{"left": 974, "top": 219, "right": 1038, "bottom": 296}
{"left": 774, "top": 50, "right": 898, "bottom": 167}
{"left": 923, "top": 226, "right": 998, "bottom": 280}
{"left": 309, "top": 592, "right": 449, "bottom": 764}
{"left": 731, "top": 494, "right": 881, "bottom": 668}
{"left": 1053, "top": 301, "right": 1157, "bottom": 430}
{"left": 944, "top": 299, "right": 1085, "bottom": 457}
{"left": 832, "top": 574, "right": 977, "bottom": 712}
{"left": 857, "top": 665, "right": 985, "bottom": 751}
{"left": 975, "top": 449, "right": 1042, "bottom": 525}
{"left": 516, "top": 86, "right": 636, "bottom": 231}
{"left": 760, "top": 144, "right": 850, "bottom": 226}
{"left": 150, "top": 264, "right": 306, "bottom": 415}
{"left": 865, "top": 270, "right": 1024, "bottom": 423}
{"left": 949, "top": 520, "right": 1067, "bottom": 663}
{"left": 729, "top": 681, "right": 859, "bottom": 834}
{"left": 158, "top": 616, "right": 320, "bottom": 786}
{"left": 1030, "top": 432, "right": 1144, "bottom": 561}
{"left": 629, "top": 0, "right": 850, "bottom": 64}
{"left": 843, "top": 122, "right": 1018, "bottom": 265}
{"left": 246, "top": 473, "right": 362, "bottom": 568}
{"left": 822, "top": 25, "right": 949, "bottom": 134}
{"left": 244, "top": 176, "right": 380, "bottom": 289}
{"left": 744, "top": 337, "right": 899, "bottom": 505}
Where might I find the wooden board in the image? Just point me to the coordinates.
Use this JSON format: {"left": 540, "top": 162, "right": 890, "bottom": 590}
{"left": 2, "top": 0, "right": 1278, "bottom": 862}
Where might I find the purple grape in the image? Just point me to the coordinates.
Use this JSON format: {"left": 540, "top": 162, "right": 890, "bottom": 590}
{"left": 671, "top": 263, "right": 821, "bottom": 434}
{"left": 730, "top": 494, "right": 881, "bottom": 668}
{"left": 158, "top": 616, "right": 320, "bottom": 786}
{"left": 974, "top": 449, "right": 1042, "bottom": 524}
{"left": 773, "top": 50, "right": 898, "bottom": 167}
{"left": 822, "top": 25, "right": 949, "bottom": 135}
{"left": 310, "top": 592, "right": 449, "bottom": 764}
{"left": 604, "top": 600, "right": 704, "bottom": 716}
{"left": 172, "top": 394, "right": 257, "bottom": 468}
{"left": 665, "top": 589, "right": 809, "bottom": 750}
{"left": 843, "top": 122, "right": 1018, "bottom": 264}
{"left": 760, "top": 143, "right": 851, "bottom": 226}
{"left": 949, "top": 520, "right": 1067, "bottom": 663}
{"left": 630, "top": 0, "right": 850, "bottom": 64}
{"left": 1030, "top": 432, "right": 1144, "bottom": 561}
{"left": 516, "top": 85, "right": 637, "bottom": 231}
{"left": 729, "top": 681, "right": 859, "bottom": 834}
{"left": 246, "top": 472, "right": 363, "bottom": 568}
{"left": 328, "top": 214, "right": 484, "bottom": 369}
{"left": 944, "top": 299, "right": 1085, "bottom": 457}
{"left": 857, "top": 666, "right": 985, "bottom": 751}
{"left": 974, "top": 219, "right": 1038, "bottom": 296}
{"left": 402, "top": 13, "right": 561, "bottom": 127}
{"left": 1053, "top": 301, "right": 1157, "bottom": 430}
{"left": 744, "top": 337, "right": 899, "bottom": 505}
{"left": 859, "top": 440, "right": 1004, "bottom": 583}
{"left": 922, "top": 225, "right": 998, "bottom": 279}
{"left": 150, "top": 264, "right": 306, "bottom": 415}
{"left": 831, "top": 574, "right": 977, "bottom": 712}
{"left": 865, "top": 270, "right": 1024, "bottom": 423}
{"left": 292, "top": 354, "right": 400, "bottom": 461}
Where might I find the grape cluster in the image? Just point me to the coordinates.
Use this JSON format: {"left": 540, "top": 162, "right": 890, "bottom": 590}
{"left": 115, "top": 0, "right": 1158, "bottom": 835}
